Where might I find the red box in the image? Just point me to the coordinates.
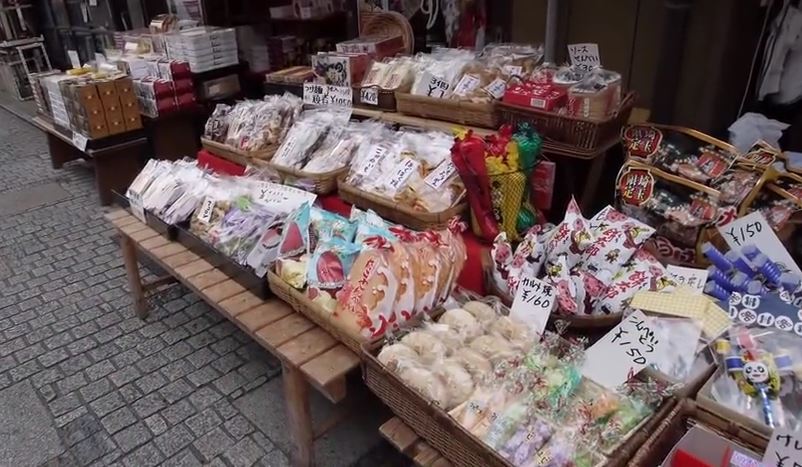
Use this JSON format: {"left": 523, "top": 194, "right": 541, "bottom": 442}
{"left": 173, "top": 78, "right": 194, "bottom": 94}
{"left": 503, "top": 82, "right": 566, "bottom": 111}
{"left": 175, "top": 92, "right": 196, "bottom": 109}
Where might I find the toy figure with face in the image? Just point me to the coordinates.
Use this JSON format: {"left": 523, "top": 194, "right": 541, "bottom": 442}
{"left": 744, "top": 361, "right": 770, "bottom": 384}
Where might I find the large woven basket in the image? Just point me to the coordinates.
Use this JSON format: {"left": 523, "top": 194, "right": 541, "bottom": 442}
{"left": 201, "top": 138, "right": 275, "bottom": 167}
{"left": 395, "top": 92, "right": 498, "bottom": 129}
{"left": 361, "top": 10, "right": 414, "bottom": 54}
{"left": 266, "top": 270, "right": 365, "bottom": 353}
{"left": 498, "top": 92, "right": 637, "bottom": 155}
{"left": 337, "top": 178, "right": 468, "bottom": 231}
{"left": 269, "top": 163, "right": 345, "bottom": 195}
{"left": 627, "top": 399, "right": 768, "bottom": 466}
{"left": 363, "top": 337, "right": 673, "bottom": 467}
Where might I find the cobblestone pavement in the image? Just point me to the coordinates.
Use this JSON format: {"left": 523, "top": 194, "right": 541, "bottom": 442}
{"left": 0, "top": 109, "right": 406, "bottom": 467}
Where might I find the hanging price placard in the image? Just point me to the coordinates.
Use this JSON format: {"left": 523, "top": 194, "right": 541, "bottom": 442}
{"left": 197, "top": 197, "right": 215, "bottom": 223}
{"left": 567, "top": 43, "right": 601, "bottom": 71}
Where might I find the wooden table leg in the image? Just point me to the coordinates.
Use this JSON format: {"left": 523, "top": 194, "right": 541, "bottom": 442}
{"left": 93, "top": 144, "right": 143, "bottom": 206}
{"left": 120, "top": 235, "right": 148, "bottom": 319}
{"left": 282, "top": 363, "right": 314, "bottom": 467}
{"left": 47, "top": 133, "right": 79, "bottom": 169}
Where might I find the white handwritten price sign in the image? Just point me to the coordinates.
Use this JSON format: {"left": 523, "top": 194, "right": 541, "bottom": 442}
{"left": 718, "top": 211, "right": 802, "bottom": 277}
{"left": 581, "top": 310, "right": 664, "bottom": 389}
{"left": 567, "top": 43, "right": 601, "bottom": 71}
{"left": 665, "top": 265, "right": 708, "bottom": 294}
{"left": 424, "top": 160, "right": 457, "bottom": 190}
{"left": 197, "top": 197, "right": 215, "bottom": 224}
{"left": 763, "top": 427, "right": 802, "bottom": 467}
{"left": 452, "top": 74, "right": 480, "bottom": 97}
{"left": 67, "top": 49, "right": 81, "bottom": 69}
{"left": 384, "top": 157, "right": 419, "bottom": 192}
{"left": 303, "top": 82, "right": 353, "bottom": 108}
{"left": 420, "top": 72, "right": 450, "bottom": 98}
{"left": 509, "top": 276, "right": 555, "bottom": 336}
{"left": 354, "top": 144, "right": 389, "bottom": 177}
{"left": 255, "top": 182, "right": 317, "bottom": 213}
{"left": 360, "top": 87, "right": 379, "bottom": 106}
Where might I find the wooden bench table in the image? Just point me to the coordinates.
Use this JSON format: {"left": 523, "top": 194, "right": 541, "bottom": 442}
{"left": 34, "top": 116, "right": 147, "bottom": 206}
{"left": 105, "top": 209, "right": 360, "bottom": 466}
{"left": 379, "top": 417, "right": 452, "bottom": 467}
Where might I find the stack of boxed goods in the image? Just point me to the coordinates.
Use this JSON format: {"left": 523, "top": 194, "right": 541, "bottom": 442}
{"left": 165, "top": 27, "right": 238, "bottom": 73}
{"left": 267, "top": 36, "right": 302, "bottom": 71}
{"left": 235, "top": 26, "right": 271, "bottom": 73}
{"left": 39, "top": 74, "right": 75, "bottom": 128}
{"left": 29, "top": 70, "right": 62, "bottom": 116}
{"left": 116, "top": 56, "right": 196, "bottom": 117}
{"left": 62, "top": 76, "right": 142, "bottom": 138}
{"left": 335, "top": 35, "right": 405, "bottom": 59}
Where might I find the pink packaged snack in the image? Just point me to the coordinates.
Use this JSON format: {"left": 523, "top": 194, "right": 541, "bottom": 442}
{"left": 505, "top": 225, "right": 548, "bottom": 295}
{"left": 490, "top": 232, "right": 514, "bottom": 293}
{"left": 595, "top": 248, "right": 675, "bottom": 315}
{"left": 544, "top": 198, "right": 595, "bottom": 269}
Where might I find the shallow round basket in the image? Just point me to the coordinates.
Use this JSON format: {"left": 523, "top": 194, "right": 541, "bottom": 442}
{"left": 362, "top": 11, "right": 414, "bottom": 54}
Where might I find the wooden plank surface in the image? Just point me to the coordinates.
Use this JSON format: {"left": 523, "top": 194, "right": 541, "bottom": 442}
{"left": 120, "top": 221, "right": 151, "bottom": 235}
{"left": 300, "top": 345, "right": 359, "bottom": 388}
{"left": 187, "top": 269, "right": 229, "bottom": 291}
{"left": 138, "top": 234, "right": 170, "bottom": 249}
{"left": 235, "top": 303, "right": 293, "bottom": 334}
{"left": 105, "top": 209, "right": 128, "bottom": 220}
{"left": 380, "top": 417, "right": 420, "bottom": 453}
{"left": 203, "top": 280, "right": 246, "bottom": 305}
{"left": 161, "top": 250, "right": 200, "bottom": 269}
{"left": 277, "top": 328, "right": 337, "bottom": 367}
{"left": 255, "top": 314, "right": 315, "bottom": 349}
{"left": 219, "top": 291, "right": 264, "bottom": 317}
{"left": 150, "top": 242, "right": 186, "bottom": 259}
{"left": 174, "top": 258, "right": 215, "bottom": 279}
{"left": 113, "top": 216, "right": 140, "bottom": 228}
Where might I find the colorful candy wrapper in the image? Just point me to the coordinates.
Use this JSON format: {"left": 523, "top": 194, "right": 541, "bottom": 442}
{"left": 277, "top": 202, "right": 311, "bottom": 259}
{"left": 581, "top": 205, "right": 655, "bottom": 284}
{"left": 595, "top": 248, "right": 674, "bottom": 315}
{"left": 491, "top": 232, "right": 513, "bottom": 293}
{"left": 310, "top": 208, "right": 356, "bottom": 244}
{"left": 544, "top": 198, "right": 594, "bottom": 269}
{"left": 307, "top": 238, "right": 361, "bottom": 290}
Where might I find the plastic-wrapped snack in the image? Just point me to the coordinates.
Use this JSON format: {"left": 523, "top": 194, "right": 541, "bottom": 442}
{"left": 400, "top": 330, "right": 449, "bottom": 364}
{"left": 449, "top": 386, "right": 498, "bottom": 431}
{"left": 433, "top": 358, "right": 475, "bottom": 410}
{"left": 450, "top": 61, "right": 508, "bottom": 103}
{"left": 462, "top": 300, "right": 498, "bottom": 326}
{"left": 483, "top": 399, "right": 529, "bottom": 450}
{"left": 499, "top": 417, "right": 553, "bottom": 466}
{"left": 277, "top": 203, "right": 311, "bottom": 260}
{"left": 439, "top": 308, "right": 483, "bottom": 341}
{"left": 271, "top": 108, "right": 351, "bottom": 170}
{"left": 410, "top": 48, "right": 476, "bottom": 98}
{"left": 551, "top": 65, "right": 586, "bottom": 93}
{"left": 214, "top": 200, "right": 278, "bottom": 264}
{"left": 276, "top": 255, "right": 309, "bottom": 290}
{"left": 302, "top": 120, "right": 383, "bottom": 174}
{"left": 506, "top": 225, "right": 548, "bottom": 295}
{"left": 453, "top": 348, "right": 493, "bottom": 383}
{"left": 189, "top": 192, "right": 234, "bottom": 245}
{"left": 345, "top": 127, "right": 400, "bottom": 188}
{"left": 310, "top": 208, "right": 356, "bottom": 245}
{"left": 481, "top": 42, "right": 544, "bottom": 78}
{"left": 470, "top": 334, "right": 516, "bottom": 363}
{"left": 387, "top": 234, "right": 417, "bottom": 323}
{"left": 532, "top": 433, "right": 597, "bottom": 467}
{"left": 377, "top": 342, "right": 419, "bottom": 372}
{"left": 491, "top": 232, "right": 514, "bottom": 293}
{"left": 395, "top": 130, "right": 466, "bottom": 212}
{"left": 489, "top": 316, "right": 534, "bottom": 350}
{"left": 544, "top": 198, "right": 594, "bottom": 269}
{"left": 595, "top": 248, "right": 674, "bottom": 315}
{"left": 203, "top": 103, "right": 231, "bottom": 142}
{"left": 307, "top": 239, "right": 361, "bottom": 290}
{"left": 396, "top": 360, "right": 450, "bottom": 408}
{"left": 246, "top": 216, "right": 287, "bottom": 277}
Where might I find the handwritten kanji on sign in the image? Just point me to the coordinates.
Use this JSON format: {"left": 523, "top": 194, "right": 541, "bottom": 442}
{"left": 763, "top": 427, "right": 802, "bottom": 467}
{"left": 581, "top": 310, "right": 663, "bottom": 389}
{"left": 509, "top": 276, "right": 555, "bottom": 336}
{"left": 567, "top": 43, "right": 601, "bottom": 71}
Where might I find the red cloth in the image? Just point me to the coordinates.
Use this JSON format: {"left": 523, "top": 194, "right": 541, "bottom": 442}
{"left": 193, "top": 153, "right": 488, "bottom": 295}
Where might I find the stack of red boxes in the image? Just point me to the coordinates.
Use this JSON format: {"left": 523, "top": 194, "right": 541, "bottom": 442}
{"left": 503, "top": 82, "right": 567, "bottom": 112}
{"left": 133, "top": 58, "right": 196, "bottom": 118}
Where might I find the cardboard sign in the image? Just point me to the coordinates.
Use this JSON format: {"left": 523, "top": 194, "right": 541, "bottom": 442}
{"left": 303, "top": 82, "right": 353, "bottom": 108}
{"left": 424, "top": 160, "right": 457, "bottom": 190}
{"left": 71, "top": 132, "right": 88, "bottom": 151}
{"left": 763, "top": 427, "right": 802, "bottom": 467}
{"left": 509, "top": 276, "right": 555, "bottom": 336}
{"left": 718, "top": 211, "right": 802, "bottom": 276}
{"left": 567, "top": 43, "right": 601, "bottom": 71}
{"left": 67, "top": 50, "right": 81, "bottom": 69}
{"left": 666, "top": 265, "right": 708, "bottom": 294}
{"left": 255, "top": 182, "right": 316, "bottom": 212}
{"left": 581, "top": 310, "right": 663, "bottom": 389}
{"left": 360, "top": 87, "right": 379, "bottom": 106}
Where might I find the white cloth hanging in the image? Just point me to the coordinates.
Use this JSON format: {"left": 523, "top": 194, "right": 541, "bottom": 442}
{"left": 758, "top": 2, "right": 802, "bottom": 104}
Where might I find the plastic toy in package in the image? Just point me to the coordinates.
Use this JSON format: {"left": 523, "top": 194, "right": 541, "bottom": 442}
{"left": 710, "top": 325, "right": 802, "bottom": 431}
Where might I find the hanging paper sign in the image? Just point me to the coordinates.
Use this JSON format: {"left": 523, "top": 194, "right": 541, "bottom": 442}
{"left": 762, "top": 427, "right": 802, "bottom": 467}
{"left": 420, "top": 72, "right": 450, "bottom": 98}
{"left": 665, "top": 265, "right": 708, "bottom": 293}
{"left": 303, "top": 82, "right": 353, "bottom": 108}
{"left": 723, "top": 292, "right": 802, "bottom": 337}
{"left": 567, "top": 43, "right": 601, "bottom": 71}
{"left": 509, "top": 276, "right": 555, "bottom": 336}
{"left": 581, "top": 310, "right": 664, "bottom": 389}
{"left": 255, "top": 182, "right": 317, "bottom": 212}
{"left": 71, "top": 132, "right": 88, "bottom": 151}
{"left": 384, "top": 157, "right": 419, "bottom": 192}
{"left": 717, "top": 211, "right": 802, "bottom": 276}
{"left": 354, "top": 144, "right": 389, "bottom": 177}
{"left": 67, "top": 50, "right": 81, "bottom": 69}
{"left": 424, "top": 160, "right": 457, "bottom": 189}
{"left": 360, "top": 87, "right": 379, "bottom": 106}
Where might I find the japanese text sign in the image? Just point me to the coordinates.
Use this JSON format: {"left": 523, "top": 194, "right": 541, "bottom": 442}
{"left": 763, "top": 427, "right": 802, "bottom": 467}
{"left": 718, "top": 212, "right": 802, "bottom": 277}
{"left": 255, "top": 182, "right": 317, "bottom": 213}
{"left": 567, "top": 43, "right": 601, "bottom": 71}
{"left": 360, "top": 87, "right": 379, "bottom": 106}
{"left": 384, "top": 157, "right": 419, "bottom": 192}
{"left": 581, "top": 310, "right": 664, "bottom": 389}
{"left": 666, "top": 265, "right": 708, "bottom": 294}
{"left": 509, "top": 276, "right": 555, "bottom": 336}
{"left": 420, "top": 72, "right": 450, "bottom": 98}
{"left": 303, "top": 82, "right": 353, "bottom": 108}
{"left": 424, "top": 160, "right": 457, "bottom": 190}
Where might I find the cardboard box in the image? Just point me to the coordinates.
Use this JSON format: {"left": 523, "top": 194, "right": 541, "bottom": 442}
{"left": 95, "top": 81, "right": 121, "bottom": 108}
{"left": 121, "top": 100, "right": 140, "bottom": 119}
{"left": 124, "top": 113, "right": 143, "bottom": 131}
{"left": 105, "top": 114, "right": 127, "bottom": 135}
{"left": 114, "top": 78, "right": 136, "bottom": 100}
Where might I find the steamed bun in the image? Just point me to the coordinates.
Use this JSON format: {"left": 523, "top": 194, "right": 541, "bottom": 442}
{"left": 377, "top": 343, "right": 419, "bottom": 371}
{"left": 401, "top": 330, "right": 448, "bottom": 364}
{"left": 462, "top": 300, "right": 497, "bottom": 324}
{"left": 398, "top": 365, "right": 449, "bottom": 408}
{"left": 436, "top": 359, "right": 475, "bottom": 409}
{"left": 469, "top": 334, "right": 514, "bottom": 360}
{"left": 439, "top": 308, "right": 482, "bottom": 340}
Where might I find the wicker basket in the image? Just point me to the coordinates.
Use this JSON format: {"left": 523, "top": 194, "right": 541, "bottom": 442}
{"left": 395, "top": 92, "right": 498, "bottom": 129}
{"left": 363, "top": 337, "right": 673, "bottom": 467}
{"left": 337, "top": 178, "right": 468, "bottom": 231}
{"left": 266, "top": 270, "right": 366, "bottom": 353}
{"left": 361, "top": 11, "right": 414, "bottom": 54}
{"left": 480, "top": 249, "right": 623, "bottom": 331}
{"left": 627, "top": 399, "right": 768, "bottom": 466}
{"left": 269, "top": 164, "right": 344, "bottom": 195}
{"left": 498, "top": 92, "right": 637, "bottom": 155}
{"left": 201, "top": 138, "right": 275, "bottom": 167}
{"left": 353, "top": 85, "right": 397, "bottom": 111}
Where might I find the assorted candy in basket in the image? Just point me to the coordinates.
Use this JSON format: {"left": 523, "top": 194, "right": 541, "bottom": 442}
{"left": 273, "top": 203, "right": 467, "bottom": 342}
{"left": 344, "top": 127, "right": 466, "bottom": 213}
{"left": 451, "top": 123, "right": 543, "bottom": 242}
{"left": 203, "top": 93, "right": 302, "bottom": 154}
{"left": 490, "top": 198, "right": 674, "bottom": 317}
